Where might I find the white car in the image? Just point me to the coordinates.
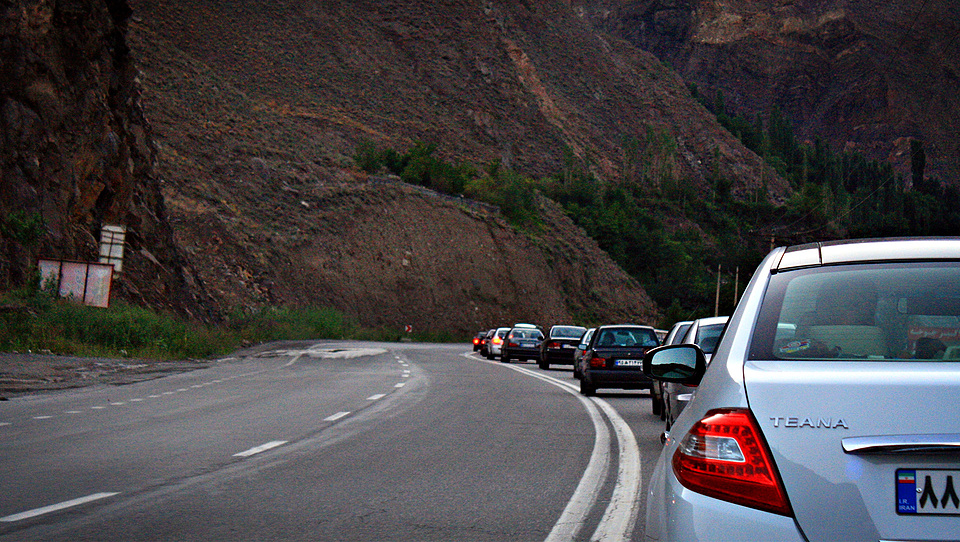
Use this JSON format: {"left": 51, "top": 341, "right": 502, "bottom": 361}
{"left": 642, "top": 238, "right": 960, "bottom": 541}
{"left": 486, "top": 327, "right": 510, "bottom": 359}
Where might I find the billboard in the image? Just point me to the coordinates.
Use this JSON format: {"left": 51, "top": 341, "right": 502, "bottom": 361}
{"left": 38, "top": 259, "right": 114, "bottom": 308}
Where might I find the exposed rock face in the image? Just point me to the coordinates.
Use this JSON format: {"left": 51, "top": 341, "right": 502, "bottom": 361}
{"left": 578, "top": 0, "right": 960, "bottom": 181}
{"left": 0, "top": 0, "right": 206, "bottom": 316}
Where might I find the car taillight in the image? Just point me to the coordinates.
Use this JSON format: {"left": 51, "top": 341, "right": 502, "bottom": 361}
{"left": 589, "top": 355, "right": 606, "bottom": 368}
{"left": 547, "top": 341, "right": 560, "bottom": 349}
{"left": 493, "top": 337, "right": 502, "bottom": 345}
{"left": 672, "top": 408, "right": 792, "bottom": 516}
{"left": 508, "top": 342, "right": 519, "bottom": 348}
{"left": 473, "top": 338, "right": 481, "bottom": 345}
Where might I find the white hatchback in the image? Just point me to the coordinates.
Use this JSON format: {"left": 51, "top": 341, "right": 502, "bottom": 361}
{"left": 643, "top": 238, "right": 960, "bottom": 541}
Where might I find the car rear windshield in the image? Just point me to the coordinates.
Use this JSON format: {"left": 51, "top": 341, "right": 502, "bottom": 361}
{"left": 749, "top": 262, "right": 960, "bottom": 362}
{"left": 552, "top": 326, "right": 586, "bottom": 339}
{"left": 510, "top": 329, "right": 543, "bottom": 339}
{"left": 595, "top": 327, "right": 659, "bottom": 348}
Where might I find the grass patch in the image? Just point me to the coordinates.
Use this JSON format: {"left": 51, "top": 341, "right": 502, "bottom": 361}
{"left": 0, "top": 288, "right": 460, "bottom": 360}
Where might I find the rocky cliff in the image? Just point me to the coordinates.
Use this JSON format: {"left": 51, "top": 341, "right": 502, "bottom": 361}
{"left": 579, "top": 0, "right": 960, "bottom": 181}
{"left": 0, "top": 0, "right": 208, "bottom": 316}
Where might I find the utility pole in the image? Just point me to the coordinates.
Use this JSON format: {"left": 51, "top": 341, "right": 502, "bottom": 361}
{"left": 714, "top": 264, "right": 722, "bottom": 317}
{"left": 733, "top": 266, "right": 739, "bottom": 307}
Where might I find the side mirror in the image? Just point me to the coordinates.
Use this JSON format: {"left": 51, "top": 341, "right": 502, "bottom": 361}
{"left": 643, "top": 344, "right": 707, "bottom": 386}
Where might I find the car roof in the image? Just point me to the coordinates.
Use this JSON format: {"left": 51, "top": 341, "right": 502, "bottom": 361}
{"left": 597, "top": 324, "right": 656, "bottom": 330}
{"left": 775, "top": 237, "right": 960, "bottom": 272}
{"left": 691, "top": 316, "right": 729, "bottom": 326}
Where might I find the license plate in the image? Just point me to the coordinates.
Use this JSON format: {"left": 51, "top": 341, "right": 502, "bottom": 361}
{"left": 562, "top": 344, "right": 575, "bottom": 349}
{"left": 897, "top": 469, "right": 960, "bottom": 515}
{"left": 520, "top": 342, "right": 534, "bottom": 348}
{"left": 615, "top": 359, "right": 643, "bottom": 367}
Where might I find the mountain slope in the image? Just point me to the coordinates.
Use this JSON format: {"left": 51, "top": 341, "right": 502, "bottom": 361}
{"left": 579, "top": 0, "right": 960, "bottom": 182}
{"left": 118, "top": 0, "right": 798, "bottom": 330}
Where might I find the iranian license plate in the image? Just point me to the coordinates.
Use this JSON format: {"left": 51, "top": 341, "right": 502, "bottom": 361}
{"left": 615, "top": 359, "right": 643, "bottom": 367}
{"left": 897, "top": 469, "right": 960, "bottom": 515}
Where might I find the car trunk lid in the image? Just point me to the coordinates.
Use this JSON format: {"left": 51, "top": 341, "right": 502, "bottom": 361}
{"left": 744, "top": 360, "right": 960, "bottom": 541}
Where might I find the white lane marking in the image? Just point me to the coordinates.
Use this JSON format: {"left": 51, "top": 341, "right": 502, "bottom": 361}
{"left": 149, "top": 395, "right": 161, "bottom": 398}
{"left": 591, "top": 397, "right": 642, "bottom": 541}
{"left": 110, "top": 402, "right": 125, "bottom": 406}
{"left": 233, "top": 440, "right": 288, "bottom": 458}
{"left": 324, "top": 412, "right": 351, "bottom": 422}
{"left": 367, "top": 394, "right": 387, "bottom": 401}
{"left": 469, "top": 352, "right": 641, "bottom": 542}
{"left": 0, "top": 492, "right": 119, "bottom": 522}
{"left": 130, "top": 398, "right": 144, "bottom": 402}
{"left": 499, "top": 365, "right": 610, "bottom": 542}
{"left": 176, "top": 389, "right": 188, "bottom": 392}
{"left": 394, "top": 382, "right": 406, "bottom": 388}
{"left": 91, "top": 406, "right": 106, "bottom": 410}
{"left": 32, "top": 416, "right": 52, "bottom": 420}
{"left": 0, "top": 422, "right": 9, "bottom": 427}
{"left": 66, "top": 411, "right": 82, "bottom": 414}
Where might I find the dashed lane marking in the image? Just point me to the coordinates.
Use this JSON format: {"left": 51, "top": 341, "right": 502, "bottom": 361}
{"left": 324, "top": 411, "right": 351, "bottom": 422}
{"left": 0, "top": 492, "right": 119, "bottom": 523}
{"left": 233, "top": 440, "right": 288, "bottom": 458}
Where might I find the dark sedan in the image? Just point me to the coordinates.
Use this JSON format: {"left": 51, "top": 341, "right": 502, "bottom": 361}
{"left": 579, "top": 325, "right": 660, "bottom": 396}
{"left": 501, "top": 326, "right": 544, "bottom": 363}
{"left": 538, "top": 325, "right": 587, "bottom": 369}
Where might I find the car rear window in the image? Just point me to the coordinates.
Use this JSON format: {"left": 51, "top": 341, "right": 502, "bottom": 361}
{"left": 695, "top": 323, "right": 726, "bottom": 354}
{"left": 749, "top": 262, "right": 960, "bottom": 362}
{"left": 552, "top": 326, "right": 586, "bottom": 339}
{"left": 510, "top": 329, "right": 543, "bottom": 339}
{"left": 595, "top": 328, "right": 659, "bottom": 348}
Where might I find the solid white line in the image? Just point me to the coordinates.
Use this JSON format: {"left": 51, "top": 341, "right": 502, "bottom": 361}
{"left": 324, "top": 411, "right": 351, "bottom": 422}
{"left": 591, "top": 397, "right": 643, "bottom": 541}
{"left": 233, "top": 440, "right": 288, "bottom": 458}
{"left": 367, "top": 394, "right": 387, "bottom": 401}
{"left": 469, "top": 354, "right": 613, "bottom": 541}
{"left": 0, "top": 492, "right": 119, "bottom": 522}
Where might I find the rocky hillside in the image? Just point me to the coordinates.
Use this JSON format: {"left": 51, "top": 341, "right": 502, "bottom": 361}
{"left": 579, "top": 0, "right": 960, "bottom": 182}
{"left": 3, "top": 0, "right": 806, "bottom": 334}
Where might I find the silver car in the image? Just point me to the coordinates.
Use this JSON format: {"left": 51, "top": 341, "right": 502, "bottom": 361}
{"left": 661, "top": 316, "right": 728, "bottom": 432}
{"left": 651, "top": 320, "right": 692, "bottom": 418}
{"left": 643, "top": 238, "right": 960, "bottom": 541}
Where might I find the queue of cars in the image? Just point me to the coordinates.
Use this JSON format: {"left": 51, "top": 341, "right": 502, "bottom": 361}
{"left": 471, "top": 238, "right": 960, "bottom": 540}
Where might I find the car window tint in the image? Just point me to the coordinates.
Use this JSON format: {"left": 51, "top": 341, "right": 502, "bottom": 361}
{"left": 597, "top": 328, "right": 658, "bottom": 347}
{"left": 750, "top": 262, "right": 960, "bottom": 362}
{"left": 552, "top": 326, "right": 586, "bottom": 338}
{"left": 695, "top": 323, "right": 726, "bottom": 354}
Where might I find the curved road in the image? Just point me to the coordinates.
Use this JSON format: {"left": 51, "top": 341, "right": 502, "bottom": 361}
{"left": 0, "top": 342, "right": 664, "bottom": 541}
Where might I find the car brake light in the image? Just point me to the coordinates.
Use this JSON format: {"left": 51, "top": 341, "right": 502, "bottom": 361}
{"left": 589, "top": 355, "right": 606, "bottom": 368}
{"left": 493, "top": 337, "right": 502, "bottom": 345}
{"left": 672, "top": 408, "right": 792, "bottom": 516}
{"left": 508, "top": 342, "right": 519, "bottom": 348}
{"left": 548, "top": 341, "right": 560, "bottom": 349}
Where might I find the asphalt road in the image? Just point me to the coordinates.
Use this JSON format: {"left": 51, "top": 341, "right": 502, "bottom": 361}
{"left": 0, "top": 341, "right": 666, "bottom": 541}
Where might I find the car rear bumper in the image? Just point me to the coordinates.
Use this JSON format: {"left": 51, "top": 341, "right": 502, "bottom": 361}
{"left": 581, "top": 369, "right": 651, "bottom": 389}
{"left": 542, "top": 348, "right": 576, "bottom": 363}
{"left": 504, "top": 346, "right": 540, "bottom": 359}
